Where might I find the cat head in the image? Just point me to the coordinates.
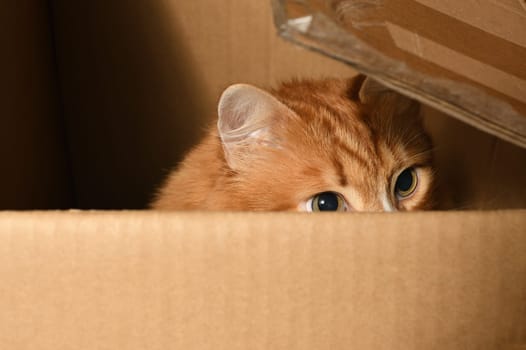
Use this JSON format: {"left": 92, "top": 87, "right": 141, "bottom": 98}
{"left": 216, "top": 75, "right": 435, "bottom": 211}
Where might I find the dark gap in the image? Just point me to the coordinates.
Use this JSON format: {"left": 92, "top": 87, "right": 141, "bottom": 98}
{"left": 45, "top": 0, "right": 78, "bottom": 208}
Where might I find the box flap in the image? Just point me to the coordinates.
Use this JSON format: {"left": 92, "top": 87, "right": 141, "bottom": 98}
{"left": 1, "top": 211, "right": 525, "bottom": 349}
{"left": 272, "top": 0, "right": 526, "bottom": 148}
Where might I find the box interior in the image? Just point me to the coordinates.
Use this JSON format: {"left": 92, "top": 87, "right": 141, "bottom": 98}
{"left": 1, "top": 0, "right": 525, "bottom": 210}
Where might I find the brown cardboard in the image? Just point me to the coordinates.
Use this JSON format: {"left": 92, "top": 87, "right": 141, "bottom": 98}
{"left": 274, "top": 0, "right": 526, "bottom": 148}
{"left": 1, "top": 210, "right": 525, "bottom": 349}
{"left": 0, "top": 1, "right": 525, "bottom": 349}
{"left": 423, "top": 105, "right": 526, "bottom": 209}
{"left": 0, "top": 1, "right": 72, "bottom": 209}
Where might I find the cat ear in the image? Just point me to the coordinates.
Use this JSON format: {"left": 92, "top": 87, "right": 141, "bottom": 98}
{"left": 217, "top": 83, "right": 291, "bottom": 170}
{"left": 357, "top": 76, "right": 419, "bottom": 116}
{"left": 358, "top": 76, "right": 389, "bottom": 103}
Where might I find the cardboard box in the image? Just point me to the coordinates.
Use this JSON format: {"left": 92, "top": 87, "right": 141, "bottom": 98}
{"left": 1, "top": 0, "right": 525, "bottom": 349}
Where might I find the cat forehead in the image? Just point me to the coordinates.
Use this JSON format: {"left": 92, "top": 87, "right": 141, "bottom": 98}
{"left": 285, "top": 123, "right": 430, "bottom": 188}
{"left": 275, "top": 93, "right": 427, "bottom": 161}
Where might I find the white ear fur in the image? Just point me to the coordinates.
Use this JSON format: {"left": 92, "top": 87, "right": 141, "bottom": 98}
{"left": 217, "top": 84, "right": 291, "bottom": 170}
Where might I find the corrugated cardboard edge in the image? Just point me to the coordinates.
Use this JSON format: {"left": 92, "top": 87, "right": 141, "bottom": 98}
{"left": 271, "top": 0, "right": 526, "bottom": 149}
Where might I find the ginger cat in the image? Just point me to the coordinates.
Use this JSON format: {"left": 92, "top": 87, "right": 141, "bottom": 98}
{"left": 152, "top": 75, "right": 436, "bottom": 211}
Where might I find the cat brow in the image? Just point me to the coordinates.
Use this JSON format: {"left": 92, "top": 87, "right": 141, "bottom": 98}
{"left": 315, "top": 111, "right": 374, "bottom": 172}
{"left": 331, "top": 156, "right": 348, "bottom": 187}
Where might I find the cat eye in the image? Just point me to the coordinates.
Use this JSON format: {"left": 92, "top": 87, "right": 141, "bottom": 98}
{"left": 394, "top": 167, "right": 418, "bottom": 198}
{"left": 307, "top": 191, "right": 348, "bottom": 212}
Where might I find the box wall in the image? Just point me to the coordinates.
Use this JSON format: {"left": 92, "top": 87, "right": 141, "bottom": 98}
{"left": 1, "top": 211, "right": 525, "bottom": 349}
{"left": 0, "top": 1, "right": 72, "bottom": 209}
{"left": 424, "top": 106, "right": 526, "bottom": 209}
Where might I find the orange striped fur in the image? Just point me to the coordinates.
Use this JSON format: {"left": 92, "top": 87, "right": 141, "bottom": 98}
{"left": 152, "top": 75, "right": 436, "bottom": 211}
